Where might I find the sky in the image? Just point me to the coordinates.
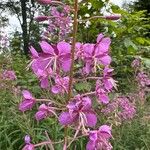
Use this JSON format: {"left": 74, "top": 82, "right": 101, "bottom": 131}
{"left": 6, "top": 0, "right": 135, "bottom": 33}
{"left": 110, "top": 0, "right": 135, "bottom": 6}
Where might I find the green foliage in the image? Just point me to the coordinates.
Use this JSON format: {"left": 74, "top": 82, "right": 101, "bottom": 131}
{"left": 78, "top": 3, "right": 150, "bottom": 92}
{"left": 112, "top": 104, "right": 150, "bottom": 150}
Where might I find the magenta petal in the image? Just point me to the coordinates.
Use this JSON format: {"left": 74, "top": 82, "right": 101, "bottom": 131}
{"left": 22, "top": 144, "right": 34, "bottom": 150}
{"left": 22, "top": 90, "right": 33, "bottom": 99}
{"left": 100, "top": 55, "right": 111, "bottom": 66}
{"left": 85, "top": 112, "right": 97, "bottom": 127}
{"left": 86, "top": 140, "right": 95, "bottom": 150}
{"left": 51, "top": 86, "right": 61, "bottom": 94}
{"left": 104, "top": 78, "right": 114, "bottom": 91}
{"left": 40, "top": 77, "right": 49, "bottom": 88}
{"left": 19, "top": 100, "right": 35, "bottom": 112}
{"left": 59, "top": 112, "right": 75, "bottom": 125}
{"left": 96, "top": 33, "right": 104, "bottom": 43}
{"left": 61, "top": 60, "right": 71, "bottom": 72}
{"left": 57, "top": 41, "right": 71, "bottom": 54}
{"left": 30, "top": 46, "right": 39, "bottom": 58}
{"left": 89, "top": 131, "right": 98, "bottom": 141}
{"left": 98, "top": 37, "right": 111, "bottom": 53}
{"left": 82, "top": 97, "right": 92, "bottom": 110}
{"left": 40, "top": 41, "right": 54, "bottom": 55}
{"left": 99, "top": 94, "right": 109, "bottom": 104}
{"left": 85, "top": 62, "right": 92, "bottom": 74}
{"left": 24, "top": 135, "right": 31, "bottom": 144}
{"left": 35, "top": 111, "right": 47, "bottom": 121}
{"left": 99, "top": 125, "right": 112, "bottom": 139}
{"left": 83, "top": 44, "right": 94, "bottom": 57}
{"left": 38, "top": 104, "right": 48, "bottom": 111}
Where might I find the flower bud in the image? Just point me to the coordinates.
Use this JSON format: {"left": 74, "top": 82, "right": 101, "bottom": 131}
{"left": 105, "top": 14, "right": 121, "bottom": 20}
{"left": 34, "top": 16, "right": 49, "bottom": 22}
{"left": 37, "top": 0, "right": 51, "bottom": 5}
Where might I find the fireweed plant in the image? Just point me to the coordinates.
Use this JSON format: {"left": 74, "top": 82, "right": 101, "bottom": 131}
{"left": 131, "top": 58, "right": 150, "bottom": 104}
{"left": 18, "top": 0, "right": 135, "bottom": 150}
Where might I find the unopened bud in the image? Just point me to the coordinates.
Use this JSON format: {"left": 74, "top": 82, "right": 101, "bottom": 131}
{"left": 34, "top": 16, "right": 49, "bottom": 22}
{"left": 37, "top": 0, "right": 51, "bottom": 5}
{"left": 105, "top": 14, "right": 121, "bottom": 20}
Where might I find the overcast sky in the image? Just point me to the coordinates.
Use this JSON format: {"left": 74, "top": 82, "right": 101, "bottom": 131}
{"left": 6, "top": 0, "right": 135, "bottom": 33}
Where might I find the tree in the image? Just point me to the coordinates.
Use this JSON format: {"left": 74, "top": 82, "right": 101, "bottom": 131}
{"left": 133, "top": 0, "right": 150, "bottom": 14}
{"left": 130, "top": 0, "right": 150, "bottom": 37}
{"left": 0, "top": 0, "right": 40, "bottom": 55}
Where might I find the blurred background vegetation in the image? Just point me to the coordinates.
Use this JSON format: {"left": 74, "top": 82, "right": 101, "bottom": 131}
{"left": 0, "top": 0, "right": 150, "bottom": 149}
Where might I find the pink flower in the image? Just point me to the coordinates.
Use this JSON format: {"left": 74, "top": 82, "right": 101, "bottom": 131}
{"left": 117, "top": 97, "right": 136, "bottom": 120}
{"left": 75, "top": 42, "right": 84, "bottom": 59}
{"left": 37, "top": 0, "right": 51, "bottom": 5}
{"left": 131, "top": 58, "right": 141, "bottom": 68}
{"left": 19, "top": 90, "right": 36, "bottom": 112}
{"left": 83, "top": 34, "right": 111, "bottom": 74}
{"left": 22, "top": 144, "right": 34, "bottom": 150}
{"left": 51, "top": 76, "right": 69, "bottom": 94}
{"left": 103, "top": 67, "right": 117, "bottom": 91}
{"left": 41, "top": 6, "right": 72, "bottom": 41}
{"left": 96, "top": 81, "right": 109, "bottom": 104}
{"left": 59, "top": 95, "right": 97, "bottom": 127}
{"left": 2, "top": 70, "right": 17, "bottom": 80}
{"left": 35, "top": 104, "right": 55, "bottom": 121}
{"left": 31, "top": 41, "right": 71, "bottom": 74}
{"left": 86, "top": 125, "right": 112, "bottom": 150}
{"left": 137, "top": 72, "right": 150, "bottom": 87}
{"left": 22, "top": 135, "right": 34, "bottom": 150}
{"left": 36, "top": 68, "right": 53, "bottom": 88}
{"left": 102, "top": 97, "right": 136, "bottom": 121}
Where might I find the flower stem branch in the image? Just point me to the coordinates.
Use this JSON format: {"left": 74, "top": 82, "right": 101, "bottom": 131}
{"left": 78, "top": 16, "right": 105, "bottom": 22}
{"left": 34, "top": 141, "right": 53, "bottom": 147}
{"left": 36, "top": 99, "right": 65, "bottom": 106}
{"left": 45, "top": 131, "right": 55, "bottom": 150}
{"left": 81, "top": 91, "right": 96, "bottom": 97}
{"left": 51, "top": 1, "right": 65, "bottom": 6}
{"left": 75, "top": 76, "right": 103, "bottom": 82}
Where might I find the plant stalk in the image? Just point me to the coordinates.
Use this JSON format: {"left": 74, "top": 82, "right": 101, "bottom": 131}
{"left": 64, "top": 0, "right": 78, "bottom": 149}
{"left": 67, "top": 0, "right": 78, "bottom": 102}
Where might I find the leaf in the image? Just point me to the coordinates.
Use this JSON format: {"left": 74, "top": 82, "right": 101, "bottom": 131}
{"left": 124, "top": 38, "right": 138, "bottom": 52}
{"left": 141, "top": 57, "right": 150, "bottom": 68}
{"left": 136, "top": 37, "right": 145, "bottom": 45}
{"left": 75, "top": 82, "right": 91, "bottom": 92}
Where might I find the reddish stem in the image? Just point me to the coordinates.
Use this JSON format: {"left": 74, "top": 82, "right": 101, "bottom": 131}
{"left": 64, "top": 0, "right": 78, "bottom": 149}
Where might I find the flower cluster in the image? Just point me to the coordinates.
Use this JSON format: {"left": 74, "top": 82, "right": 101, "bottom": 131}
{"left": 137, "top": 72, "right": 150, "bottom": 88}
{"left": 102, "top": 97, "right": 136, "bottom": 121}
{"left": 30, "top": 41, "right": 71, "bottom": 88}
{"left": 35, "top": 5, "right": 72, "bottom": 42}
{"left": 19, "top": 32, "right": 115, "bottom": 149}
{"left": 75, "top": 34, "right": 112, "bottom": 74}
{"left": 35, "top": 103, "right": 55, "bottom": 121}
{"left": 0, "top": 31, "right": 9, "bottom": 50}
{"left": 18, "top": 1, "right": 122, "bottom": 149}
{"left": 86, "top": 125, "right": 112, "bottom": 150}
{"left": 19, "top": 90, "right": 36, "bottom": 112}
{"left": 131, "top": 58, "right": 150, "bottom": 102}
{"left": 59, "top": 95, "right": 97, "bottom": 128}
{"left": 2, "top": 70, "right": 17, "bottom": 81}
